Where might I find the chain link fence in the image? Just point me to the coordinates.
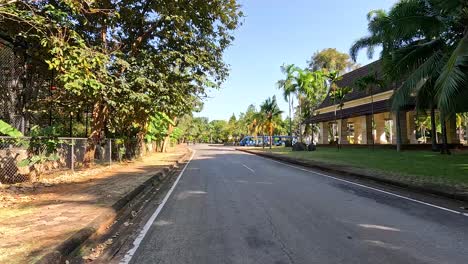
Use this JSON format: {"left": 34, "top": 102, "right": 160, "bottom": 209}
{"left": 0, "top": 137, "right": 139, "bottom": 184}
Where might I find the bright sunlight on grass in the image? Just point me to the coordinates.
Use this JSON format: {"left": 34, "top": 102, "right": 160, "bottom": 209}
{"left": 256, "top": 147, "right": 468, "bottom": 187}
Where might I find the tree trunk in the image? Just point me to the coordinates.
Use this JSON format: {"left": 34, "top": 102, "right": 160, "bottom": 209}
{"left": 83, "top": 101, "right": 109, "bottom": 167}
{"left": 262, "top": 131, "right": 265, "bottom": 149}
{"left": 137, "top": 131, "right": 146, "bottom": 157}
{"left": 137, "top": 119, "right": 149, "bottom": 156}
{"left": 298, "top": 97, "right": 303, "bottom": 143}
{"left": 311, "top": 122, "right": 314, "bottom": 146}
{"left": 370, "top": 91, "right": 375, "bottom": 151}
{"left": 440, "top": 112, "right": 451, "bottom": 155}
{"left": 339, "top": 107, "right": 344, "bottom": 150}
{"left": 291, "top": 97, "right": 294, "bottom": 146}
{"left": 289, "top": 95, "right": 292, "bottom": 141}
{"left": 161, "top": 117, "right": 177, "bottom": 153}
{"left": 395, "top": 110, "right": 402, "bottom": 152}
{"left": 430, "top": 107, "right": 438, "bottom": 152}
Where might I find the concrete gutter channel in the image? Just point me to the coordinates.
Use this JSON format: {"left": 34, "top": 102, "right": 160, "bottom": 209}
{"left": 236, "top": 148, "right": 468, "bottom": 203}
{"left": 36, "top": 149, "right": 193, "bottom": 264}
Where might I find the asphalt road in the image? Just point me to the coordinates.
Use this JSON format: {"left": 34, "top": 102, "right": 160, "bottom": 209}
{"left": 128, "top": 144, "right": 468, "bottom": 264}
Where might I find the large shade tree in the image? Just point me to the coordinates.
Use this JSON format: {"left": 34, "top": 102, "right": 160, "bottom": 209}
{"left": 308, "top": 48, "right": 357, "bottom": 74}
{"left": 1, "top": 0, "right": 243, "bottom": 163}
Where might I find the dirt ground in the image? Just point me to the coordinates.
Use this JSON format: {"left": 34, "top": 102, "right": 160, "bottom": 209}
{"left": 0, "top": 145, "right": 188, "bottom": 264}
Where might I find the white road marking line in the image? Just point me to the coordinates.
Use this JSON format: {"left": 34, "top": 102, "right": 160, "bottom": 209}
{"left": 242, "top": 164, "right": 255, "bottom": 173}
{"left": 120, "top": 150, "right": 196, "bottom": 264}
{"left": 243, "top": 151, "right": 468, "bottom": 217}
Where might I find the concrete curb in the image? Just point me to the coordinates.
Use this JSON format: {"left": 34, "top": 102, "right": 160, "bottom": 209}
{"left": 36, "top": 149, "right": 193, "bottom": 264}
{"left": 236, "top": 148, "right": 468, "bottom": 203}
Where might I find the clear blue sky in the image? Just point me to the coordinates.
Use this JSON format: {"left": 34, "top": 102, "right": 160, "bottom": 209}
{"left": 195, "top": 0, "right": 397, "bottom": 121}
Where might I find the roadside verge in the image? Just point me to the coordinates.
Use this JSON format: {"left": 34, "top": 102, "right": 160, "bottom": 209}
{"left": 236, "top": 148, "right": 468, "bottom": 203}
{"left": 0, "top": 146, "right": 191, "bottom": 264}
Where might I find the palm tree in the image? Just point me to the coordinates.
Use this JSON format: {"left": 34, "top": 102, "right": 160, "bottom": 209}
{"left": 350, "top": 0, "right": 468, "bottom": 154}
{"left": 329, "top": 84, "right": 352, "bottom": 150}
{"left": 294, "top": 69, "right": 328, "bottom": 143}
{"left": 277, "top": 64, "right": 299, "bottom": 141}
{"left": 260, "top": 96, "right": 283, "bottom": 149}
{"left": 354, "top": 73, "right": 385, "bottom": 150}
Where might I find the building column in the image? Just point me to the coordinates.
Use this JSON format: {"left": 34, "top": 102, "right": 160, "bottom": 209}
{"left": 352, "top": 118, "right": 361, "bottom": 144}
{"left": 339, "top": 119, "right": 349, "bottom": 144}
{"left": 375, "top": 113, "right": 387, "bottom": 144}
{"left": 407, "top": 111, "right": 418, "bottom": 144}
{"left": 352, "top": 116, "right": 366, "bottom": 144}
{"left": 319, "top": 122, "right": 328, "bottom": 144}
{"left": 392, "top": 111, "right": 409, "bottom": 144}
{"left": 446, "top": 115, "right": 459, "bottom": 144}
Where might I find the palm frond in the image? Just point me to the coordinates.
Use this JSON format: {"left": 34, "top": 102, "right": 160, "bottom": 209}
{"left": 350, "top": 36, "right": 381, "bottom": 61}
{"left": 391, "top": 50, "right": 444, "bottom": 110}
{"left": 385, "top": 38, "right": 444, "bottom": 80}
{"left": 436, "top": 33, "right": 468, "bottom": 113}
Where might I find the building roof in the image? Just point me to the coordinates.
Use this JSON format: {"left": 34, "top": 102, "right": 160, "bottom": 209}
{"left": 308, "top": 100, "right": 390, "bottom": 123}
{"left": 317, "top": 60, "right": 397, "bottom": 109}
{"left": 304, "top": 61, "right": 412, "bottom": 124}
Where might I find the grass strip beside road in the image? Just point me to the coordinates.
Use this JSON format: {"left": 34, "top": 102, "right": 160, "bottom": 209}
{"left": 248, "top": 147, "right": 468, "bottom": 189}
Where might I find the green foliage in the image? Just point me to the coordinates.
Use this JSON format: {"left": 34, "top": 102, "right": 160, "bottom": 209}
{"left": 18, "top": 126, "right": 62, "bottom": 168}
{"left": 170, "top": 127, "right": 183, "bottom": 143}
{"left": 0, "top": 0, "right": 243, "bottom": 149}
{"left": 0, "top": 120, "right": 23, "bottom": 137}
{"left": 330, "top": 86, "right": 353, "bottom": 109}
{"left": 145, "top": 112, "right": 175, "bottom": 143}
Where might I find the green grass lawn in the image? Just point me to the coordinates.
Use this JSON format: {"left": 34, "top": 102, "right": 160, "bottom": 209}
{"left": 254, "top": 147, "right": 468, "bottom": 187}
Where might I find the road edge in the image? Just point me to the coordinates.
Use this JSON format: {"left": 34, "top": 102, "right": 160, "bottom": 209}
{"left": 119, "top": 149, "right": 195, "bottom": 263}
{"left": 35, "top": 148, "right": 193, "bottom": 264}
{"left": 236, "top": 148, "right": 468, "bottom": 203}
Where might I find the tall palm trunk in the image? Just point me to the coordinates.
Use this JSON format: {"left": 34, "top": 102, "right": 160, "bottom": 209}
{"left": 298, "top": 96, "right": 303, "bottom": 143}
{"left": 269, "top": 127, "right": 273, "bottom": 149}
{"left": 288, "top": 96, "right": 292, "bottom": 137}
{"left": 370, "top": 88, "right": 375, "bottom": 151}
{"left": 262, "top": 130, "right": 265, "bottom": 149}
{"left": 395, "top": 110, "right": 402, "bottom": 152}
{"left": 440, "top": 111, "right": 451, "bottom": 155}
{"left": 339, "top": 106, "right": 344, "bottom": 150}
{"left": 311, "top": 120, "right": 314, "bottom": 146}
{"left": 430, "top": 107, "right": 438, "bottom": 152}
{"left": 334, "top": 108, "right": 337, "bottom": 145}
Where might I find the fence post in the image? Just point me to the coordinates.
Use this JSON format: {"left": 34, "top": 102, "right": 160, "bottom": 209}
{"left": 109, "top": 139, "right": 112, "bottom": 167}
{"left": 71, "top": 138, "right": 75, "bottom": 172}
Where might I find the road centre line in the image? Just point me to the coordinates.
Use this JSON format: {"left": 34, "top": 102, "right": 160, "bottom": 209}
{"left": 242, "top": 164, "right": 255, "bottom": 173}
